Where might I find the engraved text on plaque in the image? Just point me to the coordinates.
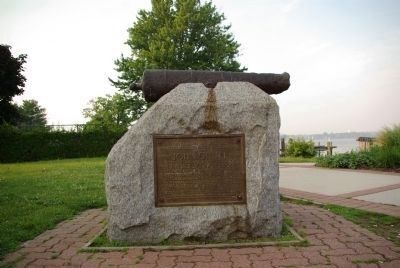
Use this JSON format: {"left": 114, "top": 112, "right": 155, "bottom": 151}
{"left": 153, "top": 134, "right": 246, "bottom": 206}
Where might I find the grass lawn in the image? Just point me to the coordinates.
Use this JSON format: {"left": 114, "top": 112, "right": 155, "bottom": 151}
{"left": 0, "top": 157, "right": 106, "bottom": 260}
{"left": 279, "top": 156, "right": 316, "bottom": 163}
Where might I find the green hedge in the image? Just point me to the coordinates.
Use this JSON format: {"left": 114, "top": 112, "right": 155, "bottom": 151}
{"left": 0, "top": 128, "right": 125, "bottom": 163}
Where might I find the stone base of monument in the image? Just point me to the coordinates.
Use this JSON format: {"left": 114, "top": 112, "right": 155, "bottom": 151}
{"left": 81, "top": 224, "right": 306, "bottom": 251}
{"left": 105, "top": 82, "right": 282, "bottom": 244}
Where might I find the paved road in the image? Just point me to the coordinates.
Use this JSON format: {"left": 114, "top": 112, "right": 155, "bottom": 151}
{"left": 280, "top": 164, "right": 400, "bottom": 206}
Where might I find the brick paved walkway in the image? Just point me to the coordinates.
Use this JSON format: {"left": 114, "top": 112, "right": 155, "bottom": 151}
{"left": 336, "top": 183, "right": 400, "bottom": 199}
{"left": 281, "top": 188, "right": 400, "bottom": 217}
{"left": 2, "top": 203, "right": 400, "bottom": 267}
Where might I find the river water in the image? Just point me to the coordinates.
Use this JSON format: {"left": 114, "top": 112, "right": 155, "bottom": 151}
{"left": 281, "top": 134, "right": 377, "bottom": 154}
{"left": 312, "top": 138, "right": 358, "bottom": 154}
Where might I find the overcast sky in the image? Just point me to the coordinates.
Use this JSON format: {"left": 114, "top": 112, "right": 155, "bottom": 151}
{"left": 1, "top": 0, "right": 399, "bottom": 134}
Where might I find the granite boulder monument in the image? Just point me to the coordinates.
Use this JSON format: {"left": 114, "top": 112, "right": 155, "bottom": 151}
{"left": 105, "top": 69, "right": 290, "bottom": 244}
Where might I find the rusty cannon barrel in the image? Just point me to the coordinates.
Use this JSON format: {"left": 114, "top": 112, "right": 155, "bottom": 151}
{"left": 130, "top": 69, "right": 290, "bottom": 102}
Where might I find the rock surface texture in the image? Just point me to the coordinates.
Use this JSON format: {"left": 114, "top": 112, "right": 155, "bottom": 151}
{"left": 105, "top": 82, "right": 282, "bottom": 243}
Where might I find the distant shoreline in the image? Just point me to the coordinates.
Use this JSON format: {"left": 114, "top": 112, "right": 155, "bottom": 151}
{"left": 281, "top": 131, "right": 377, "bottom": 140}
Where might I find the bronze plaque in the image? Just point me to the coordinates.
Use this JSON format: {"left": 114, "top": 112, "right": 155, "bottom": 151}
{"left": 153, "top": 134, "right": 246, "bottom": 207}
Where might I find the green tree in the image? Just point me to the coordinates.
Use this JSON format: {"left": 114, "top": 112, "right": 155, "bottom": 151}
{"left": 17, "top": 99, "right": 47, "bottom": 129}
{"left": 109, "top": 0, "right": 246, "bottom": 121}
{"left": 83, "top": 93, "right": 145, "bottom": 131}
{"left": 0, "top": 45, "right": 27, "bottom": 125}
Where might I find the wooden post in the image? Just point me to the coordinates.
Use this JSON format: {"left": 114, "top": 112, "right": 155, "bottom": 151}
{"left": 327, "top": 141, "right": 333, "bottom": 156}
{"left": 318, "top": 142, "right": 321, "bottom": 157}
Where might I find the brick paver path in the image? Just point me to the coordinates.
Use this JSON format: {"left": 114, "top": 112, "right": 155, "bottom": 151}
{"left": 2, "top": 204, "right": 400, "bottom": 267}
{"left": 281, "top": 188, "right": 400, "bottom": 218}
{"left": 336, "top": 183, "right": 400, "bottom": 199}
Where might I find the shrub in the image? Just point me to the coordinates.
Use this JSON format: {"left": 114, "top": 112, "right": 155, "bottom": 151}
{"left": 376, "top": 124, "right": 400, "bottom": 148}
{"left": 285, "top": 138, "right": 316, "bottom": 158}
{"left": 316, "top": 124, "right": 400, "bottom": 170}
{"left": 316, "top": 146, "right": 400, "bottom": 169}
{"left": 369, "top": 146, "right": 400, "bottom": 169}
{"left": 372, "top": 124, "right": 400, "bottom": 169}
{"left": 316, "top": 151, "right": 375, "bottom": 169}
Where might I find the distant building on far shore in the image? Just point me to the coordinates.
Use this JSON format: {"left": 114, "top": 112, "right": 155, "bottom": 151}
{"left": 357, "top": 137, "right": 375, "bottom": 151}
